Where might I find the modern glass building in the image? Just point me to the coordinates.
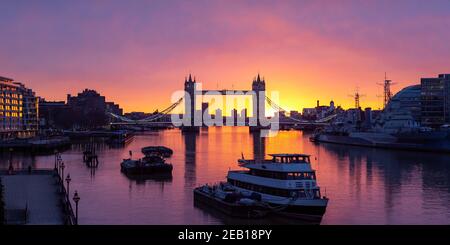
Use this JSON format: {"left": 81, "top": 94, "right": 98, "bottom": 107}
{"left": 0, "top": 76, "right": 39, "bottom": 140}
{"left": 421, "top": 74, "right": 450, "bottom": 128}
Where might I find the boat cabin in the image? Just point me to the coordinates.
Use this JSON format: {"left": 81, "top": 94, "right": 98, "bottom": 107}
{"left": 268, "top": 154, "right": 311, "bottom": 164}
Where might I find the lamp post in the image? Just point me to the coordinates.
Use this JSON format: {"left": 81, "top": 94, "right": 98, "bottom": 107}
{"left": 60, "top": 161, "right": 65, "bottom": 183}
{"left": 54, "top": 150, "right": 58, "bottom": 170}
{"left": 73, "top": 191, "right": 80, "bottom": 225}
{"left": 8, "top": 148, "right": 14, "bottom": 174}
{"left": 58, "top": 156, "right": 62, "bottom": 175}
{"left": 65, "top": 174, "right": 71, "bottom": 197}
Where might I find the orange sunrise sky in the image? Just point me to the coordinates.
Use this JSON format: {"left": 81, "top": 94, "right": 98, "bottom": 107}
{"left": 1, "top": 0, "right": 449, "bottom": 114}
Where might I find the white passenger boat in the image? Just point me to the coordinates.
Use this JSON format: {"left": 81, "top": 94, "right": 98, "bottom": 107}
{"left": 194, "top": 153, "right": 328, "bottom": 221}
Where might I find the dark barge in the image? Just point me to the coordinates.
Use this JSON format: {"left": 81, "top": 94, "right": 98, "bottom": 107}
{"left": 120, "top": 146, "right": 173, "bottom": 175}
{"left": 193, "top": 187, "right": 266, "bottom": 218}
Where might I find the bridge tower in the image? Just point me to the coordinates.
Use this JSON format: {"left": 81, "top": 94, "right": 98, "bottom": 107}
{"left": 183, "top": 74, "right": 199, "bottom": 131}
{"left": 250, "top": 74, "right": 266, "bottom": 131}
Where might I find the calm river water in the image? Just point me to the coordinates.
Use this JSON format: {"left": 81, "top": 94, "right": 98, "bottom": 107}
{"left": 3, "top": 127, "right": 450, "bottom": 224}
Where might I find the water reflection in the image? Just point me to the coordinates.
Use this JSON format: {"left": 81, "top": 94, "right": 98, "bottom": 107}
{"left": 251, "top": 131, "right": 265, "bottom": 162}
{"left": 317, "top": 142, "right": 450, "bottom": 224}
{"left": 1, "top": 127, "right": 450, "bottom": 224}
{"left": 183, "top": 131, "right": 197, "bottom": 189}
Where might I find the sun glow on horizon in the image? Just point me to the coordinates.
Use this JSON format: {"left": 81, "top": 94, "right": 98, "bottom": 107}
{"left": 0, "top": 0, "right": 447, "bottom": 114}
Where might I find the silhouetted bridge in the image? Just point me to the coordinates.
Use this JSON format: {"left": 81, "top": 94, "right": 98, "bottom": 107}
{"left": 108, "top": 74, "right": 336, "bottom": 128}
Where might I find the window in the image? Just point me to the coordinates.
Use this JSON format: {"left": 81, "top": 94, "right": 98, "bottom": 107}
{"left": 227, "top": 178, "right": 293, "bottom": 197}
{"left": 249, "top": 169, "right": 316, "bottom": 180}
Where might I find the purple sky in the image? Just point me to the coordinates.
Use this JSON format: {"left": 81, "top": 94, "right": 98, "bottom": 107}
{"left": 1, "top": 0, "right": 449, "bottom": 112}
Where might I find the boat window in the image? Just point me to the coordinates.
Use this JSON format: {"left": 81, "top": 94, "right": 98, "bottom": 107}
{"left": 303, "top": 172, "right": 316, "bottom": 180}
{"left": 249, "top": 169, "right": 316, "bottom": 180}
{"left": 270, "top": 155, "right": 311, "bottom": 163}
{"left": 287, "top": 172, "right": 316, "bottom": 180}
{"left": 250, "top": 169, "right": 287, "bottom": 179}
{"left": 228, "top": 179, "right": 292, "bottom": 197}
{"left": 287, "top": 172, "right": 301, "bottom": 179}
{"left": 228, "top": 179, "right": 322, "bottom": 198}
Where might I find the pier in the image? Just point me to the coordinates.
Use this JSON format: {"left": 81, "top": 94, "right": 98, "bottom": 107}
{"left": 0, "top": 136, "right": 71, "bottom": 152}
{"left": 0, "top": 169, "right": 77, "bottom": 225}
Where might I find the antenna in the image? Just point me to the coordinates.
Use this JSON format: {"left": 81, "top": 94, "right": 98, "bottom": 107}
{"left": 376, "top": 94, "right": 383, "bottom": 110}
{"left": 377, "top": 72, "right": 397, "bottom": 108}
{"left": 348, "top": 87, "right": 365, "bottom": 109}
{"left": 348, "top": 87, "right": 365, "bottom": 121}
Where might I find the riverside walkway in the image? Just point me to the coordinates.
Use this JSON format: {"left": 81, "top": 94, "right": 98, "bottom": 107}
{"left": 0, "top": 169, "right": 75, "bottom": 225}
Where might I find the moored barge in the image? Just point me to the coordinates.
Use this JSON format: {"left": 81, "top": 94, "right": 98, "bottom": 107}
{"left": 121, "top": 146, "right": 173, "bottom": 175}
{"left": 194, "top": 153, "right": 329, "bottom": 222}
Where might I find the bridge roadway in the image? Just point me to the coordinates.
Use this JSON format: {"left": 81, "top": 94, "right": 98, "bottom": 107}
{"left": 199, "top": 89, "right": 253, "bottom": 95}
{"left": 110, "top": 120, "right": 328, "bottom": 126}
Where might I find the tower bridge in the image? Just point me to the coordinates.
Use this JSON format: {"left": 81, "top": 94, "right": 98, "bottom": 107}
{"left": 109, "top": 74, "right": 336, "bottom": 131}
{"left": 182, "top": 73, "right": 266, "bottom": 131}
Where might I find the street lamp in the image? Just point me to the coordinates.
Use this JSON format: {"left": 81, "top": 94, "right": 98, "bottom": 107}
{"left": 65, "top": 174, "right": 71, "bottom": 197}
{"left": 54, "top": 150, "right": 58, "bottom": 170}
{"left": 60, "top": 162, "right": 65, "bottom": 183}
{"left": 58, "top": 156, "right": 62, "bottom": 175}
{"left": 73, "top": 191, "right": 80, "bottom": 225}
{"left": 8, "top": 148, "right": 13, "bottom": 173}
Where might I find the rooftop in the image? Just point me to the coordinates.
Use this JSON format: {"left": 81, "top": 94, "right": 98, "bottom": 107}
{"left": 0, "top": 76, "right": 14, "bottom": 82}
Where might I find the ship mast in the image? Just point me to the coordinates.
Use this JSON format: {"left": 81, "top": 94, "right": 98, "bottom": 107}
{"left": 349, "top": 87, "right": 365, "bottom": 109}
{"left": 378, "top": 72, "right": 396, "bottom": 109}
{"left": 349, "top": 87, "right": 365, "bottom": 121}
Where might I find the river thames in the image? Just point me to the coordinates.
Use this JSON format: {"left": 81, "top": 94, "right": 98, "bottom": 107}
{"left": 2, "top": 127, "right": 450, "bottom": 224}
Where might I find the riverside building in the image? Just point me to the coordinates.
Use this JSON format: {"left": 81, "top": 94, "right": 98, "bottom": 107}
{"left": 421, "top": 74, "right": 450, "bottom": 128}
{"left": 0, "top": 76, "right": 39, "bottom": 140}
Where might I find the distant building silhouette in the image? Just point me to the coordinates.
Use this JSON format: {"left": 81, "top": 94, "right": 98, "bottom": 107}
{"left": 302, "top": 100, "right": 336, "bottom": 120}
{"left": 67, "top": 89, "right": 123, "bottom": 116}
{"left": 38, "top": 99, "right": 69, "bottom": 129}
{"left": 40, "top": 88, "right": 123, "bottom": 130}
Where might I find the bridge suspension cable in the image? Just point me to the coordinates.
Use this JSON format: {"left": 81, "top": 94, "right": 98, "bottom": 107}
{"left": 137, "top": 97, "right": 184, "bottom": 122}
{"left": 315, "top": 113, "right": 337, "bottom": 123}
{"left": 109, "top": 97, "right": 184, "bottom": 124}
{"left": 265, "top": 96, "right": 287, "bottom": 114}
{"left": 265, "top": 96, "right": 336, "bottom": 124}
{"left": 108, "top": 112, "right": 134, "bottom": 122}
{"left": 265, "top": 96, "right": 308, "bottom": 123}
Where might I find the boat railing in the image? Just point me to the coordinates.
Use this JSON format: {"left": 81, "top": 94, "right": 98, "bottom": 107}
{"left": 239, "top": 159, "right": 309, "bottom": 165}
{"left": 54, "top": 170, "right": 76, "bottom": 225}
{"left": 239, "top": 159, "right": 276, "bottom": 164}
{"left": 203, "top": 181, "right": 230, "bottom": 188}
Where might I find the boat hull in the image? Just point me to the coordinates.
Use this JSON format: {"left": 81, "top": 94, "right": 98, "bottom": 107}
{"left": 314, "top": 133, "right": 450, "bottom": 153}
{"left": 194, "top": 188, "right": 269, "bottom": 218}
{"left": 193, "top": 188, "right": 326, "bottom": 222}
{"left": 268, "top": 204, "right": 327, "bottom": 218}
{"left": 120, "top": 162, "right": 173, "bottom": 175}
